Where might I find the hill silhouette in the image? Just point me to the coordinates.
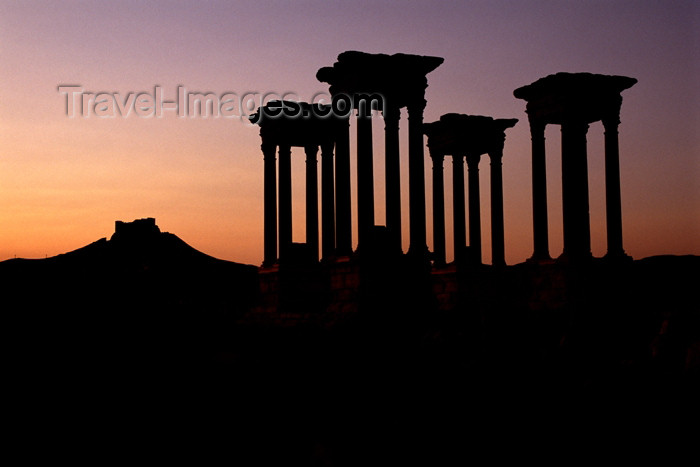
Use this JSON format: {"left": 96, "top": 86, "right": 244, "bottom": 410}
{"left": 3, "top": 218, "right": 258, "bottom": 384}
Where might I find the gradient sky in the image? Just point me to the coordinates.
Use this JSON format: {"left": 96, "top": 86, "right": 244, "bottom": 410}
{"left": 1, "top": 0, "right": 698, "bottom": 266}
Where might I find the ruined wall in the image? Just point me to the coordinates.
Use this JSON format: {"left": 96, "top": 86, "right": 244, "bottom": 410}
{"left": 241, "top": 256, "right": 699, "bottom": 385}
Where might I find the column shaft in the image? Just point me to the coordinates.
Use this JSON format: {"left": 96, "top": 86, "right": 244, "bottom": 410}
{"left": 407, "top": 99, "right": 428, "bottom": 258}
{"left": 262, "top": 142, "right": 277, "bottom": 267}
{"left": 334, "top": 116, "right": 352, "bottom": 256}
{"left": 431, "top": 153, "right": 446, "bottom": 267}
{"left": 321, "top": 142, "right": 335, "bottom": 260}
{"left": 603, "top": 115, "right": 625, "bottom": 258}
{"left": 466, "top": 153, "right": 482, "bottom": 264}
{"left": 489, "top": 149, "right": 505, "bottom": 267}
{"left": 384, "top": 106, "right": 402, "bottom": 253}
{"left": 278, "top": 145, "right": 293, "bottom": 261}
{"left": 305, "top": 145, "right": 319, "bottom": 262}
{"left": 452, "top": 154, "right": 466, "bottom": 263}
{"left": 356, "top": 109, "right": 375, "bottom": 249}
{"left": 561, "top": 121, "right": 591, "bottom": 260}
{"left": 530, "top": 119, "right": 550, "bottom": 261}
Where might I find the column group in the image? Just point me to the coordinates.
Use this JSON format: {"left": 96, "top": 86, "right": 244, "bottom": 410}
{"left": 514, "top": 72, "right": 637, "bottom": 262}
{"left": 425, "top": 114, "right": 517, "bottom": 267}
{"left": 317, "top": 51, "right": 444, "bottom": 260}
{"left": 251, "top": 101, "right": 339, "bottom": 267}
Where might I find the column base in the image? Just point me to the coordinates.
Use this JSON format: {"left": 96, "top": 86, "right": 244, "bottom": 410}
{"left": 430, "top": 254, "right": 447, "bottom": 269}
{"left": 407, "top": 244, "right": 430, "bottom": 258}
{"left": 260, "top": 262, "right": 279, "bottom": 272}
{"left": 356, "top": 225, "right": 404, "bottom": 262}
{"left": 320, "top": 254, "right": 355, "bottom": 267}
{"left": 406, "top": 245, "right": 431, "bottom": 271}
{"left": 526, "top": 254, "right": 554, "bottom": 265}
{"left": 556, "top": 251, "right": 593, "bottom": 265}
{"left": 455, "top": 245, "right": 482, "bottom": 267}
{"left": 603, "top": 250, "right": 633, "bottom": 263}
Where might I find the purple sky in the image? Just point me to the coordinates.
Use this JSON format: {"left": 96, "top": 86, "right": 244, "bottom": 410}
{"left": 1, "top": 0, "right": 698, "bottom": 265}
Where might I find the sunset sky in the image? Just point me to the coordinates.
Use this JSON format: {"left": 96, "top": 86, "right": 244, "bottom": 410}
{"left": 1, "top": 0, "right": 698, "bottom": 266}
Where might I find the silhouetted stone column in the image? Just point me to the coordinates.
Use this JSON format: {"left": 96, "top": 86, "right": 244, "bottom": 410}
{"left": 335, "top": 116, "right": 353, "bottom": 256}
{"left": 305, "top": 145, "right": 319, "bottom": 262}
{"left": 262, "top": 142, "right": 277, "bottom": 267}
{"left": 431, "top": 152, "right": 446, "bottom": 267}
{"left": 603, "top": 108, "right": 626, "bottom": 259}
{"left": 384, "top": 105, "right": 402, "bottom": 253}
{"left": 356, "top": 108, "right": 375, "bottom": 249}
{"left": 466, "top": 153, "right": 482, "bottom": 264}
{"left": 561, "top": 120, "right": 591, "bottom": 260}
{"left": 489, "top": 147, "right": 505, "bottom": 267}
{"left": 278, "top": 144, "right": 293, "bottom": 261}
{"left": 530, "top": 118, "right": 551, "bottom": 262}
{"left": 407, "top": 98, "right": 428, "bottom": 259}
{"left": 321, "top": 142, "right": 335, "bottom": 260}
{"left": 515, "top": 72, "right": 636, "bottom": 263}
{"left": 452, "top": 154, "right": 466, "bottom": 263}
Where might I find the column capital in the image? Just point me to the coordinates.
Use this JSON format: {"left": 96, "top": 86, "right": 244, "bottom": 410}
{"left": 602, "top": 94, "right": 623, "bottom": 123}
{"left": 561, "top": 119, "right": 590, "bottom": 134}
{"left": 430, "top": 151, "right": 445, "bottom": 163}
{"left": 334, "top": 113, "right": 351, "bottom": 128}
{"left": 488, "top": 149, "right": 503, "bottom": 165}
{"left": 602, "top": 110, "right": 621, "bottom": 130}
{"left": 406, "top": 97, "right": 427, "bottom": 116}
{"left": 382, "top": 104, "right": 401, "bottom": 124}
{"left": 466, "top": 152, "right": 481, "bottom": 168}
{"left": 356, "top": 106, "right": 373, "bottom": 118}
{"left": 261, "top": 142, "right": 277, "bottom": 158}
{"left": 320, "top": 141, "right": 334, "bottom": 156}
{"left": 490, "top": 132, "right": 507, "bottom": 154}
{"left": 527, "top": 114, "right": 546, "bottom": 134}
{"left": 304, "top": 144, "right": 319, "bottom": 161}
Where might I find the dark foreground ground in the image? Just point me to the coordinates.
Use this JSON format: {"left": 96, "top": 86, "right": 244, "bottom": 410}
{"left": 2, "top": 227, "right": 698, "bottom": 464}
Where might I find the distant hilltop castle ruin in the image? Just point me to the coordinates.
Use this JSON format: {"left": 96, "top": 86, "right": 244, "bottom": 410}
{"left": 111, "top": 217, "right": 160, "bottom": 242}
